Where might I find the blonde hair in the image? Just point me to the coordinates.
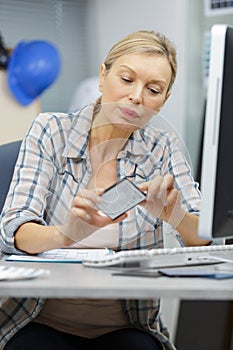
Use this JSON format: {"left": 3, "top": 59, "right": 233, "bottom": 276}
{"left": 104, "top": 30, "right": 177, "bottom": 92}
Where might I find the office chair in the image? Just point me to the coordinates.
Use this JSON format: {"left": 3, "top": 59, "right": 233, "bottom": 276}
{"left": 0, "top": 140, "right": 22, "bottom": 214}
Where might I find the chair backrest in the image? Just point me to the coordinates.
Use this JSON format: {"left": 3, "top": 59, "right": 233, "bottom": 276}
{"left": 0, "top": 140, "right": 22, "bottom": 214}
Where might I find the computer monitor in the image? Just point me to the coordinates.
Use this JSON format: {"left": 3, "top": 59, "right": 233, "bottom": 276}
{"left": 198, "top": 24, "right": 233, "bottom": 240}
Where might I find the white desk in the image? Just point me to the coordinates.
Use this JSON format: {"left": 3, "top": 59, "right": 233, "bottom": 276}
{"left": 0, "top": 260, "right": 233, "bottom": 300}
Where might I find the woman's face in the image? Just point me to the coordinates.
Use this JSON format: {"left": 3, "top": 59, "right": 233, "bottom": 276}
{"left": 98, "top": 52, "right": 172, "bottom": 130}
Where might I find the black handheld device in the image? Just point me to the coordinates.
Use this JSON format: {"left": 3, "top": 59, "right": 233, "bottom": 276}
{"left": 96, "top": 177, "right": 146, "bottom": 220}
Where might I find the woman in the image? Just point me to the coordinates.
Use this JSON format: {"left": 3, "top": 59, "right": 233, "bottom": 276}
{"left": 0, "top": 30, "right": 210, "bottom": 350}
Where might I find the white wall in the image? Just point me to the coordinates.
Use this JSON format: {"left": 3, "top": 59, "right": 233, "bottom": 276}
{"left": 185, "top": 0, "right": 206, "bottom": 176}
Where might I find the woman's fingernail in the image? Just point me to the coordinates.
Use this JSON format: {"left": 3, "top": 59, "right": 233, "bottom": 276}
{"left": 96, "top": 187, "right": 104, "bottom": 193}
{"left": 85, "top": 214, "right": 91, "bottom": 221}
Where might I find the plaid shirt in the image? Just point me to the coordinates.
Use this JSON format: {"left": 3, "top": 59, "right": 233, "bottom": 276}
{"left": 0, "top": 105, "right": 202, "bottom": 350}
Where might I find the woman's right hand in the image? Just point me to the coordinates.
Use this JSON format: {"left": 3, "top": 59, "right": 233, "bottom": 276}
{"left": 59, "top": 187, "right": 127, "bottom": 245}
{"left": 15, "top": 187, "right": 126, "bottom": 254}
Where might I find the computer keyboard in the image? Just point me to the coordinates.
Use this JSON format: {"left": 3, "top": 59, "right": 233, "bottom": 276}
{"left": 82, "top": 244, "right": 233, "bottom": 268}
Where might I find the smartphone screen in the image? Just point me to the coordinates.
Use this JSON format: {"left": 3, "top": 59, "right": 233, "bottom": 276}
{"left": 96, "top": 177, "right": 146, "bottom": 220}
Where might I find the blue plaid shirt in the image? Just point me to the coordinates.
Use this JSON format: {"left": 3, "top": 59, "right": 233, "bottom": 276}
{"left": 0, "top": 105, "right": 202, "bottom": 350}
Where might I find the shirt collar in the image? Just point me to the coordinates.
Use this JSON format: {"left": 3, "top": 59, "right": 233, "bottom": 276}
{"left": 120, "top": 129, "right": 152, "bottom": 157}
{"left": 62, "top": 105, "right": 94, "bottom": 159}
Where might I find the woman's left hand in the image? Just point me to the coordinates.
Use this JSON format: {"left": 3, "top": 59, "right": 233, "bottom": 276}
{"left": 138, "top": 174, "right": 185, "bottom": 228}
